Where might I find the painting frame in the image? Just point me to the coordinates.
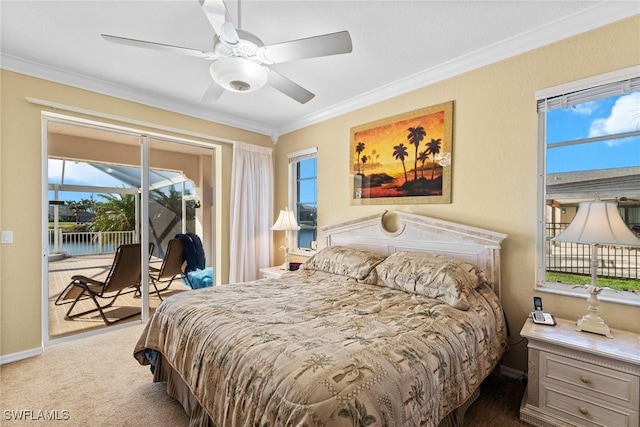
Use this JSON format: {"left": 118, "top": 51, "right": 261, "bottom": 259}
{"left": 350, "top": 101, "right": 453, "bottom": 205}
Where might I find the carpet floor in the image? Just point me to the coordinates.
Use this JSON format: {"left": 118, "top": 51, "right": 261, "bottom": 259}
{"left": 463, "top": 372, "right": 529, "bottom": 426}
{"left": 0, "top": 323, "right": 528, "bottom": 426}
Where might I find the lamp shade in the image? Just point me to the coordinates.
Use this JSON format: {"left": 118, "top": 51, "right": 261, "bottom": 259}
{"left": 271, "top": 209, "right": 301, "bottom": 231}
{"left": 552, "top": 201, "right": 640, "bottom": 246}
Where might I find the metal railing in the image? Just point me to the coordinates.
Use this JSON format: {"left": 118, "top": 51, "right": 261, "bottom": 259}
{"left": 49, "top": 230, "right": 137, "bottom": 256}
{"left": 546, "top": 223, "right": 639, "bottom": 280}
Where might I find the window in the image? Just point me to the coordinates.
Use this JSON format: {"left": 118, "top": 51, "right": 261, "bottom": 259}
{"left": 536, "top": 68, "right": 640, "bottom": 303}
{"left": 289, "top": 148, "right": 317, "bottom": 252}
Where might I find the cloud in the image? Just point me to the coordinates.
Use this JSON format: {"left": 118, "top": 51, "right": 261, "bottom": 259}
{"left": 572, "top": 101, "right": 597, "bottom": 115}
{"left": 589, "top": 92, "right": 640, "bottom": 143}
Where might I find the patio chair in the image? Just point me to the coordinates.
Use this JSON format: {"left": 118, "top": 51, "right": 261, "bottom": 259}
{"left": 149, "top": 238, "right": 186, "bottom": 300}
{"left": 55, "top": 243, "right": 146, "bottom": 325}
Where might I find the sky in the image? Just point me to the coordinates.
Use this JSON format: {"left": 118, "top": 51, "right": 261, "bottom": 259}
{"left": 49, "top": 160, "right": 125, "bottom": 186}
{"left": 546, "top": 91, "right": 640, "bottom": 174}
{"left": 49, "top": 160, "right": 127, "bottom": 203}
{"left": 48, "top": 160, "right": 192, "bottom": 204}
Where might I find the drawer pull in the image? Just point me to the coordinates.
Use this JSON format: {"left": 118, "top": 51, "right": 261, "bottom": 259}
{"left": 579, "top": 407, "right": 589, "bottom": 415}
{"left": 580, "top": 376, "right": 591, "bottom": 384}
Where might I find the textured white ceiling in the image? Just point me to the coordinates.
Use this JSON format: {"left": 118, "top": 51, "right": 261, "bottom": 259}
{"left": 1, "top": 1, "right": 637, "bottom": 138}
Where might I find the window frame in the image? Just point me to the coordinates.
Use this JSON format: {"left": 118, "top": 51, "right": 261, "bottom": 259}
{"left": 535, "top": 66, "right": 640, "bottom": 307}
{"left": 288, "top": 147, "right": 318, "bottom": 255}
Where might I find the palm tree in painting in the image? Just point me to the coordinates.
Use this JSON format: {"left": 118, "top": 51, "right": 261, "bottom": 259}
{"left": 361, "top": 155, "right": 368, "bottom": 172}
{"left": 426, "top": 138, "right": 442, "bottom": 180}
{"left": 392, "top": 143, "right": 409, "bottom": 184}
{"left": 355, "top": 141, "right": 365, "bottom": 174}
{"left": 407, "top": 126, "right": 426, "bottom": 181}
{"left": 417, "top": 150, "right": 429, "bottom": 178}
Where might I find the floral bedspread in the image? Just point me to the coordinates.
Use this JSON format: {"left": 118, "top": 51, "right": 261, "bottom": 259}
{"left": 134, "top": 269, "right": 507, "bottom": 427}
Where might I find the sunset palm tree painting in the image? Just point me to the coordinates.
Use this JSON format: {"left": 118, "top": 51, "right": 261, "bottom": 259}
{"left": 350, "top": 102, "right": 453, "bottom": 204}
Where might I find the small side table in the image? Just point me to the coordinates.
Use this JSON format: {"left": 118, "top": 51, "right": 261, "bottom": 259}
{"left": 259, "top": 266, "right": 285, "bottom": 279}
{"left": 519, "top": 317, "right": 640, "bottom": 427}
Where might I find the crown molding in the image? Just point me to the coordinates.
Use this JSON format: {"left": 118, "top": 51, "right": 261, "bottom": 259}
{"left": 275, "top": 2, "right": 640, "bottom": 136}
{"left": 2, "top": 2, "right": 637, "bottom": 138}
{"left": 0, "top": 53, "right": 274, "bottom": 137}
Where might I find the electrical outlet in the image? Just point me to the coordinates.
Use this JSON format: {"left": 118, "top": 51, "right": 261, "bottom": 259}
{"left": 1, "top": 231, "right": 13, "bottom": 244}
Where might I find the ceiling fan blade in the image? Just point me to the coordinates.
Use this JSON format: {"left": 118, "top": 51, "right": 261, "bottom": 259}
{"left": 101, "top": 34, "right": 216, "bottom": 60}
{"left": 201, "top": 81, "right": 225, "bottom": 103}
{"left": 268, "top": 71, "right": 315, "bottom": 104}
{"left": 199, "top": 0, "right": 239, "bottom": 45}
{"left": 257, "top": 31, "right": 352, "bottom": 64}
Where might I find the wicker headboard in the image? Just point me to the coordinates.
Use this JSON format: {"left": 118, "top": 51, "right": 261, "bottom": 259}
{"left": 322, "top": 211, "right": 507, "bottom": 298}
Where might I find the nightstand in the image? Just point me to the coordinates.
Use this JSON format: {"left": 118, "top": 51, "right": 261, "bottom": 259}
{"left": 520, "top": 317, "right": 640, "bottom": 427}
{"left": 259, "top": 266, "right": 285, "bottom": 279}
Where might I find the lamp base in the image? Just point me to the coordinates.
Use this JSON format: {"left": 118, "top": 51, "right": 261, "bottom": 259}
{"left": 576, "top": 314, "right": 613, "bottom": 338}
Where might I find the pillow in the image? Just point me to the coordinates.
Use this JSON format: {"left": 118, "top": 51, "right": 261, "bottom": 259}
{"left": 300, "top": 246, "right": 386, "bottom": 284}
{"left": 374, "top": 251, "right": 482, "bottom": 310}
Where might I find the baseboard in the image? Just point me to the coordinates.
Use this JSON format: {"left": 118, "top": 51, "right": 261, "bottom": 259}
{"left": 0, "top": 345, "right": 44, "bottom": 365}
{"left": 499, "top": 364, "right": 525, "bottom": 379}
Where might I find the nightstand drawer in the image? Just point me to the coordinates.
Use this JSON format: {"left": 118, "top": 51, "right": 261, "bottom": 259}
{"left": 521, "top": 318, "right": 640, "bottom": 427}
{"left": 541, "top": 383, "right": 639, "bottom": 427}
{"left": 541, "top": 352, "right": 639, "bottom": 408}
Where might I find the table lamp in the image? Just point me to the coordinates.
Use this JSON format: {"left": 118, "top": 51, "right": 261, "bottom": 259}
{"left": 271, "top": 208, "right": 300, "bottom": 270}
{"left": 551, "top": 199, "right": 640, "bottom": 338}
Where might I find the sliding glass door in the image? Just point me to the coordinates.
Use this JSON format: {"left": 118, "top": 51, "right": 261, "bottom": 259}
{"left": 46, "top": 120, "right": 144, "bottom": 339}
{"left": 44, "top": 115, "right": 217, "bottom": 342}
{"left": 147, "top": 138, "right": 215, "bottom": 300}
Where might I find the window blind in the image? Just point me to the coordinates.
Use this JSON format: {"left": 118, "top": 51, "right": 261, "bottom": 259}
{"left": 537, "top": 76, "right": 640, "bottom": 112}
{"left": 288, "top": 147, "right": 317, "bottom": 163}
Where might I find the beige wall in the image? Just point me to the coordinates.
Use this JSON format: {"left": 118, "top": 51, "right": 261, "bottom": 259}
{"left": 274, "top": 16, "right": 640, "bottom": 372}
{"left": 0, "top": 70, "right": 272, "bottom": 357}
{"left": 2, "top": 17, "right": 638, "bottom": 367}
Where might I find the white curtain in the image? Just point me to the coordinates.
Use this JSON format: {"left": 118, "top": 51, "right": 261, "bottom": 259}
{"left": 229, "top": 142, "right": 274, "bottom": 283}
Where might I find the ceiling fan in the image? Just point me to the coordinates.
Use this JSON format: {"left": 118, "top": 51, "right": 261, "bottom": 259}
{"left": 101, "top": 0, "right": 353, "bottom": 104}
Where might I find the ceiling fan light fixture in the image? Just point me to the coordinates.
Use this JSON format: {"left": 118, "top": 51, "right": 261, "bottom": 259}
{"left": 209, "top": 57, "right": 268, "bottom": 93}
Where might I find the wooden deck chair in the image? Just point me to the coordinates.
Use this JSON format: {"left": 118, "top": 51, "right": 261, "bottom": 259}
{"left": 149, "top": 238, "right": 186, "bottom": 301}
{"left": 55, "top": 243, "right": 145, "bottom": 325}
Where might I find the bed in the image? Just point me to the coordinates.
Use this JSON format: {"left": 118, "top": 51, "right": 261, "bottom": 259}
{"left": 134, "top": 211, "right": 508, "bottom": 426}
